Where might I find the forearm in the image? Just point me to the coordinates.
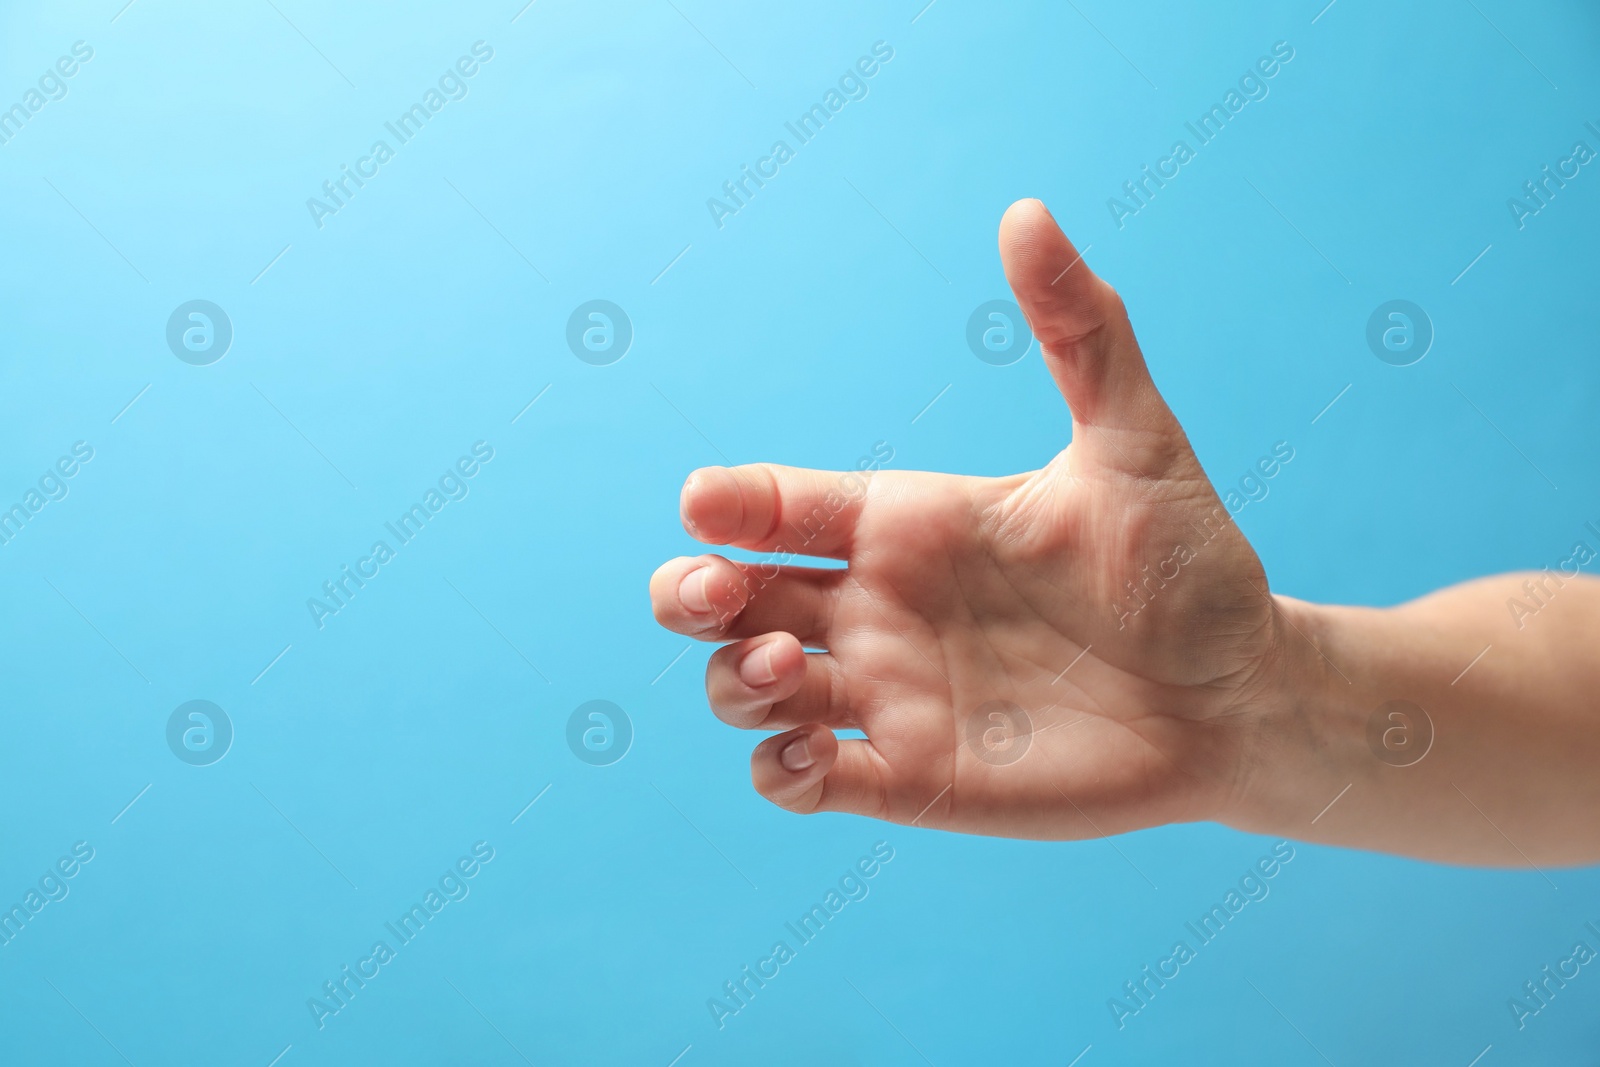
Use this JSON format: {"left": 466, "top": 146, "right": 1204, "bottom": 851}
{"left": 1229, "top": 574, "right": 1600, "bottom": 867}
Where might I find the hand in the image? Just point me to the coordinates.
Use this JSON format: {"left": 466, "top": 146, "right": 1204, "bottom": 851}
{"left": 649, "top": 199, "right": 1304, "bottom": 840}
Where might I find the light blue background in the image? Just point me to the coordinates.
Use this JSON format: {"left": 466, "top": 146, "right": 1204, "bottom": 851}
{"left": 2, "top": 0, "right": 1598, "bottom": 1063}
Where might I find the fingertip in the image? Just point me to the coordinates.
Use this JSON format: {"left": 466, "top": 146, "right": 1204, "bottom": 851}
{"left": 706, "top": 633, "right": 807, "bottom": 728}
{"left": 998, "top": 198, "right": 1059, "bottom": 260}
{"left": 1000, "top": 196, "right": 1049, "bottom": 223}
{"left": 756, "top": 631, "right": 806, "bottom": 687}
{"left": 752, "top": 724, "right": 837, "bottom": 812}
{"left": 649, "top": 554, "right": 744, "bottom": 636}
{"left": 681, "top": 466, "right": 739, "bottom": 543}
{"left": 996, "top": 195, "right": 1153, "bottom": 436}
{"left": 648, "top": 558, "right": 685, "bottom": 626}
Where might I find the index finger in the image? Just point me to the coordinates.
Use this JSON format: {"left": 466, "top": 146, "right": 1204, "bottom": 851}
{"left": 680, "top": 463, "right": 872, "bottom": 560}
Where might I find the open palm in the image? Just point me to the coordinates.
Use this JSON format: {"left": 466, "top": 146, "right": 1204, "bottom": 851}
{"left": 650, "top": 200, "right": 1294, "bottom": 840}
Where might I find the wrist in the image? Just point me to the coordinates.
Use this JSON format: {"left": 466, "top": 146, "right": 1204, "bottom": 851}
{"left": 1218, "top": 595, "right": 1374, "bottom": 837}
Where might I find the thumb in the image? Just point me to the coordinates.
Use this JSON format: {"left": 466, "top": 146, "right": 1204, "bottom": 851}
{"left": 998, "top": 198, "right": 1189, "bottom": 475}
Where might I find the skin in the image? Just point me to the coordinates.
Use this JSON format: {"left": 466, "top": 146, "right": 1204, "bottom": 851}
{"left": 649, "top": 198, "right": 1600, "bottom": 869}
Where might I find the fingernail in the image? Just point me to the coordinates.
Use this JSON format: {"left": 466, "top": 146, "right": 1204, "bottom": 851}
{"left": 779, "top": 736, "right": 814, "bottom": 772}
{"left": 678, "top": 567, "right": 712, "bottom": 614}
{"left": 738, "top": 642, "right": 778, "bottom": 688}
